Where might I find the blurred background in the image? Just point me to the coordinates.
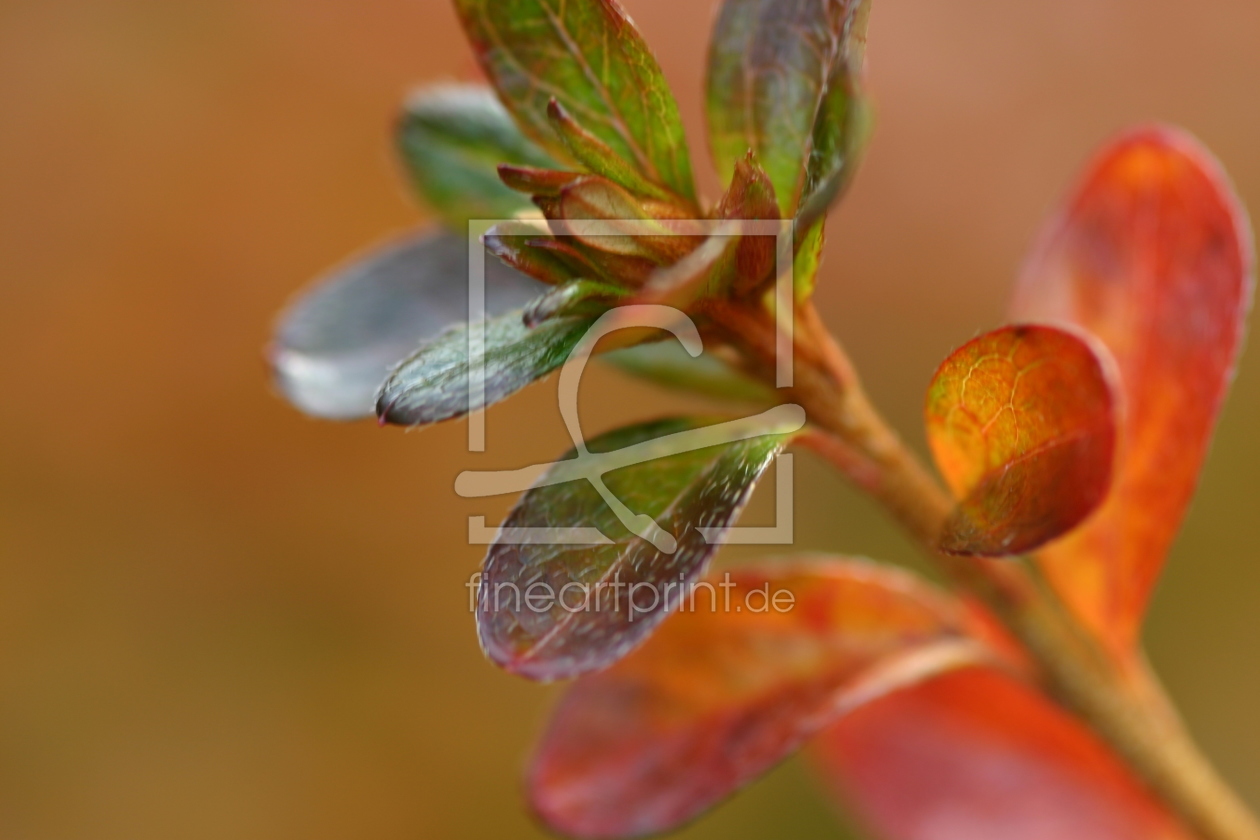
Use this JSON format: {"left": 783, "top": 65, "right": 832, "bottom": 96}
{"left": 2, "top": 0, "right": 1259, "bottom": 837}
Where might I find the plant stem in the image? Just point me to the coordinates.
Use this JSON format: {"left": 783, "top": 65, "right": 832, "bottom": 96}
{"left": 719, "top": 300, "right": 1260, "bottom": 840}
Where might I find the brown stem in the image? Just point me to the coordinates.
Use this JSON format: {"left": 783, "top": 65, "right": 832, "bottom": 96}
{"left": 718, "top": 299, "right": 1260, "bottom": 840}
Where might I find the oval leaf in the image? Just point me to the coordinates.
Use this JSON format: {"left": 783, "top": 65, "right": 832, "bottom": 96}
{"left": 270, "top": 229, "right": 542, "bottom": 420}
{"left": 375, "top": 305, "right": 595, "bottom": 427}
{"left": 396, "top": 84, "right": 556, "bottom": 231}
{"left": 925, "top": 325, "right": 1118, "bottom": 557}
{"left": 529, "top": 560, "right": 987, "bottom": 839}
{"left": 454, "top": 0, "right": 696, "bottom": 204}
{"left": 1010, "top": 126, "right": 1255, "bottom": 649}
{"left": 706, "top": 0, "right": 869, "bottom": 216}
{"left": 811, "top": 668, "right": 1192, "bottom": 840}
{"left": 472, "top": 410, "right": 805, "bottom": 681}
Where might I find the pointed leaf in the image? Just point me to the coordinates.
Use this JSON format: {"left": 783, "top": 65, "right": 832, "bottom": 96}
{"left": 270, "top": 229, "right": 542, "bottom": 420}
{"left": 375, "top": 306, "right": 595, "bottom": 427}
{"left": 529, "top": 560, "right": 987, "bottom": 839}
{"left": 547, "top": 99, "right": 675, "bottom": 203}
{"left": 925, "top": 325, "right": 1118, "bottom": 557}
{"left": 498, "top": 164, "right": 586, "bottom": 197}
{"left": 715, "top": 154, "right": 782, "bottom": 298}
{"left": 1010, "top": 127, "right": 1255, "bottom": 649}
{"left": 523, "top": 279, "right": 626, "bottom": 327}
{"left": 811, "top": 668, "right": 1192, "bottom": 840}
{"left": 706, "top": 0, "right": 870, "bottom": 216}
{"left": 454, "top": 0, "right": 696, "bottom": 204}
{"left": 471, "top": 410, "right": 806, "bottom": 681}
{"left": 396, "top": 84, "right": 556, "bottom": 230}
{"left": 484, "top": 220, "right": 584, "bottom": 286}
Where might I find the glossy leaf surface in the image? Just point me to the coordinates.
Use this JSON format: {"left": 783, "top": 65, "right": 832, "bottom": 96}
{"left": 707, "top": 0, "right": 869, "bottom": 216}
{"left": 812, "top": 668, "right": 1191, "bottom": 840}
{"left": 270, "top": 229, "right": 542, "bottom": 420}
{"left": 529, "top": 560, "right": 985, "bottom": 838}
{"left": 375, "top": 306, "right": 594, "bottom": 427}
{"left": 925, "top": 325, "right": 1118, "bottom": 557}
{"left": 1010, "top": 127, "right": 1255, "bottom": 649}
{"left": 454, "top": 0, "right": 696, "bottom": 203}
{"left": 396, "top": 84, "right": 555, "bottom": 231}
{"left": 473, "top": 411, "right": 804, "bottom": 681}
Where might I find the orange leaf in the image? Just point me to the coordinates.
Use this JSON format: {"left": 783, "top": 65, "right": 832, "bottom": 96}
{"left": 925, "top": 325, "right": 1118, "bottom": 557}
{"left": 1011, "top": 126, "right": 1255, "bottom": 651}
{"left": 811, "top": 668, "right": 1192, "bottom": 840}
{"left": 527, "top": 559, "right": 987, "bottom": 838}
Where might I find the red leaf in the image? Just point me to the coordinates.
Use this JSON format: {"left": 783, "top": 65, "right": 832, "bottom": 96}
{"left": 925, "top": 325, "right": 1118, "bottom": 557}
{"left": 811, "top": 668, "right": 1192, "bottom": 840}
{"left": 1010, "top": 126, "right": 1255, "bottom": 651}
{"left": 527, "top": 559, "right": 987, "bottom": 838}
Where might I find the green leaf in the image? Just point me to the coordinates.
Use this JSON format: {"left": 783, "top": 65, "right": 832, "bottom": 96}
{"left": 603, "top": 340, "right": 777, "bottom": 404}
{"left": 706, "top": 0, "right": 870, "bottom": 217}
{"left": 793, "top": 216, "right": 827, "bottom": 300}
{"left": 547, "top": 99, "right": 675, "bottom": 202}
{"left": 270, "top": 228, "right": 542, "bottom": 420}
{"left": 469, "top": 409, "right": 806, "bottom": 680}
{"left": 523, "top": 279, "right": 626, "bottom": 327}
{"left": 375, "top": 305, "right": 595, "bottom": 427}
{"left": 396, "top": 84, "right": 556, "bottom": 230}
{"left": 454, "top": 0, "right": 697, "bottom": 205}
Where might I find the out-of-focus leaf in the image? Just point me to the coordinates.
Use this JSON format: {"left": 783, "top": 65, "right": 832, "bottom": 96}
{"left": 706, "top": 0, "right": 869, "bottom": 217}
{"left": 471, "top": 410, "right": 805, "bottom": 681}
{"left": 454, "top": 0, "right": 696, "bottom": 204}
{"left": 1010, "top": 126, "right": 1255, "bottom": 650}
{"left": 811, "top": 668, "right": 1192, "bottom": 840}
{"left": 375, "top": 306, "right": 594, "bottom": 427}
{"left": 925, "top": 325, "right": 1118, "bottom": 557}
{"left": 270, "top": 229, "right": 542, "bottom": 420}
{"left": 547, "top": 99, "right": 675, "bottom": 203}
{"left": 396, "top": 84, "right": 555, "bottom": 230}
{"left": 603, "top": 341, "right": 776, "bottom": 404}
{"left": 528, "top": 560, "right": 987, "bottom": 839}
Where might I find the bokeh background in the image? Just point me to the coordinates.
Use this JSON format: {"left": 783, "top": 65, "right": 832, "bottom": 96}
{"left": 2, "top": 1, "right": 1259, "bottom": 838}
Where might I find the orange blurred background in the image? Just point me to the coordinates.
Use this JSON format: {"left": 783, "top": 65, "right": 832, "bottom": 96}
{"left": 2, "top": 1, "right": 1259, "bottom": 838}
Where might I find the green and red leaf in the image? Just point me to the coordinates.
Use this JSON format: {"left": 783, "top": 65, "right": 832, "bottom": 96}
{"left": 706, "top": 0, "right": 870, "bottom": 217}
{"left": 1010, "top": 127, "right": 1255, "bottom": 651}
{"left": 925, "top": 325, "right": 1118, "bottom": 557}
{"left": 454, "top": 0, "right": 696, "bottom": 205}
{"left": 375, "top": 305, "right": 595, "bottom": 427}
{"left": 812, "top": 668, "right": 1191, "bottom": 840}
{"left": 529, "top": 560, "right": 986, "bottom": 838}
{"left": 470, "top": 411, "right": 805, "bottom": 681}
